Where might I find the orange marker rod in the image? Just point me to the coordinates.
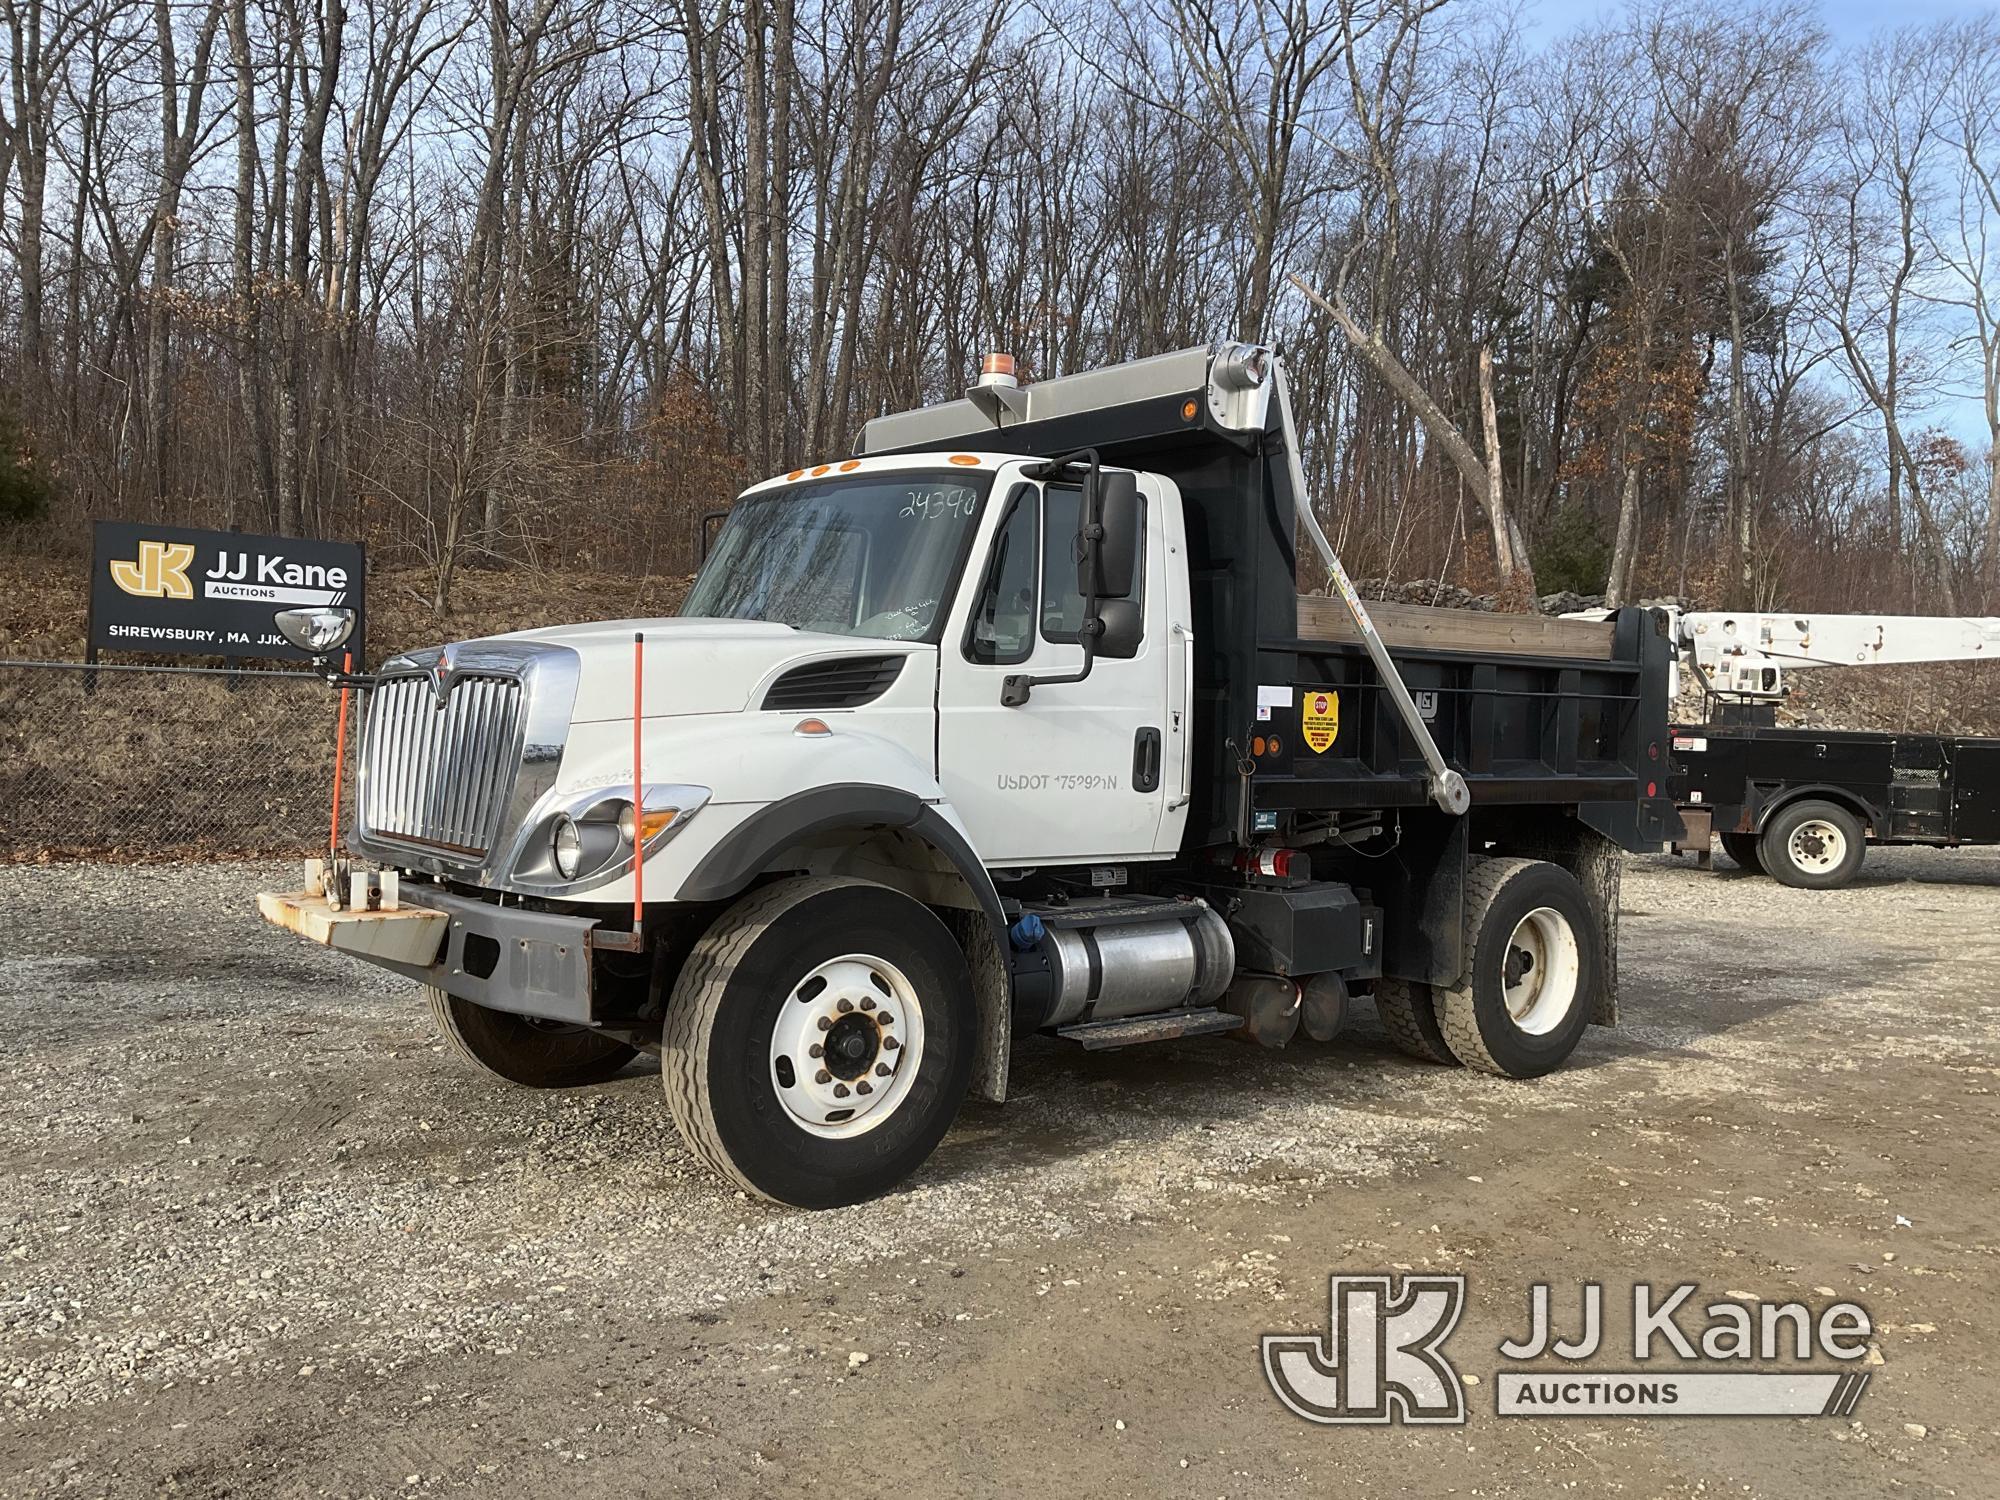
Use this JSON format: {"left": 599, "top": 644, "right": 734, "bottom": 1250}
{"left": 631, "top": 632, "right": 645, "bottom": 940}
{"left": 330, "top": 651, "right": 353, "bottom": 858}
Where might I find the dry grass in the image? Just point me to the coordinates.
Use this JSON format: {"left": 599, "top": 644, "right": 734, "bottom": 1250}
{"left": 0, "top": 553, "right": 692, "bottom": 862}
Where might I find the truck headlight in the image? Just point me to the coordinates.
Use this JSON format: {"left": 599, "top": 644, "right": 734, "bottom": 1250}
{"left": 552, "top": 815, "right": 584, "bottom": 879}
{"left": 513, "top": 784, "right": 711, "bottom": 891}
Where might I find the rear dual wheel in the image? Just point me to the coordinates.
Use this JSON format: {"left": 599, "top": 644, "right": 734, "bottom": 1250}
{"left": 1376, "top": 858, "right": 1602, "bottom": 1079}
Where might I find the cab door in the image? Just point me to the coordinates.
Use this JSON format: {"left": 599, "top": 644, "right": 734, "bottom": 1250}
{"left": 936, "top": 471, "right": 1174, "bottom": 866}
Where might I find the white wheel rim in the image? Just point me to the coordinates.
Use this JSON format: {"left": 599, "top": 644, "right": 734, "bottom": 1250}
{"left": 1787, "top": 819, "right": 1846, "bottom": 874}
{"left": 768, "top": 953, "right": 926, "bottom": 1139}
{"left": 1502, "top": 907, "right": 1581, "bottom": 1036}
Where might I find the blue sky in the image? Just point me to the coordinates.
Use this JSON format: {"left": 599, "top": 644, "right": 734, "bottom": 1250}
{"left": 1523, "top": 0, "right": 1998, "bottom": 452}
{"left": 1526, "top": 0, "right": 1990, "bottom": 42}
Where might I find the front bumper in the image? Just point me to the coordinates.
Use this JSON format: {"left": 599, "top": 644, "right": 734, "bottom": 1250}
{"left": 258, "top": 886, "right": 599, "bottom": 1024}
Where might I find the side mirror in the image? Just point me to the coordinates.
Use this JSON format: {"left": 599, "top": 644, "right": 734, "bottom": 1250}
{"left": 1093, "top": 599, "right": 1142, "bottom": 660}
{"left": 1076, "top": 470, "right": 1139, "bottom": 600}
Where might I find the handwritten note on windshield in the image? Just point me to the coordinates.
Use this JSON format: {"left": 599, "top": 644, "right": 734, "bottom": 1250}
{"left": 899, "top": 486, "right": 977, "bottom": 521}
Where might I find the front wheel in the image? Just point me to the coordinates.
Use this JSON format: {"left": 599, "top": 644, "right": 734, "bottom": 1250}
{"left": 1437, "top": 858, "right": 1601, "bottom": 1078}
{"left": 1718, "top": 831, "right": 1763, "bottom": 873}
{"left": 426, "top": 986, "right": 639, "bottom": 1088}
{"left": 1760, "top": 800, "right": 1865, "bottom": 889}
{"left": 662, "top": 877, "right": 975, "bottom": 1208}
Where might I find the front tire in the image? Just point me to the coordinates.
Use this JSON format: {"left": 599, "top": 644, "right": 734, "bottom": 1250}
{"left": 426, "top": 986, "right": 639, "bottom": 1088}
{"left": 1718, "top": 831, "right": 1763, "bottom": 873}
{"left": 662, "top": 877, "right": 975, "bottom": 1208}
{"left": 1760, "top": 800, "right": 1865, "bottom": 889}
{"left": 1437, "top": 858, "right": 1601, "bottom": 1078}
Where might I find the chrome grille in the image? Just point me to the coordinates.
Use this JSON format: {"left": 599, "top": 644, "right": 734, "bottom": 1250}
{"left": 359, "top": 672, "right": 525, "bottom": 858}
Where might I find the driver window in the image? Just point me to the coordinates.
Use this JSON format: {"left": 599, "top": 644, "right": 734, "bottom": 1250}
{"left": 1041, "top": 484, "right": 1145, "bottom": 644}
{"left": 966, "top": 488, "right": 1037, "bottom": 664}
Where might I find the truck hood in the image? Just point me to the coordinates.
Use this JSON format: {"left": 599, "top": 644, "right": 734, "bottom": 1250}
{"left": 490, "top": 616, "right": 931, "bottom": 721}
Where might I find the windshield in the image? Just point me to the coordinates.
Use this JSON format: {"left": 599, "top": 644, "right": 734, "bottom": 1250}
{"left": 683, "top": 470, "right": 993, "bottom": 642}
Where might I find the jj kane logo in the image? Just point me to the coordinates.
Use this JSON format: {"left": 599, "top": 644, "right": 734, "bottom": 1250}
{"left": 1262, "top": 1275, "right": 1467, "bottom": 1424}
{"left": 109, "top": 540, "right": 195, "bottom": 599}
{"left": 1264, "top": 1276, "right": 1876, "bottom": 1425}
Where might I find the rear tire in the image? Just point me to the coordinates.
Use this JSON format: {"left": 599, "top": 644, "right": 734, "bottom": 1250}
{"left": 1760, "top": 800, "right": 1865, "bottom": 889}
{"left": 662, "top": 877, "right": 974, "bottom": 1208}
{"left": 426, "top": 986, "right": 639, "bottom": 1088}
{"left": 1718, "top": 831, "right": 1763, "bottom": 873}
{"left": 1373, "top": 979, "right": 1459, "bottom": 1066}
{"left": 1437, "top": 857, "right": 1601, "bottom": 1079}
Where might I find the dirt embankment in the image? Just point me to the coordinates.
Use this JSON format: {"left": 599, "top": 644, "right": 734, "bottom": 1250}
{"left": 0, "top": 554, "right": 692, "bottom": 665}
{"left": 0, "top": 557, "right": 693, "bottom": 863}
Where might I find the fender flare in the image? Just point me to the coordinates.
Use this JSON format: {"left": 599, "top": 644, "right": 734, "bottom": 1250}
{"left": 676, "top": 782, "right": 1006, "bottom": 945}
{"left": 1748, "top": 782, "right": 1879, "bottom": 836}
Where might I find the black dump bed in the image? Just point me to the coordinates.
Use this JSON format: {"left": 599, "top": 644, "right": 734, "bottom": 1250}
{"left": 862, "top": 346, "right": 1680, "bottom": 856}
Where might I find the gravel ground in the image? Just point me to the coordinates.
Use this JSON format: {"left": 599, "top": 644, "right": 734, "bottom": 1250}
{"left": 1, "top": 850, "right": 1996, "bottom": 1497}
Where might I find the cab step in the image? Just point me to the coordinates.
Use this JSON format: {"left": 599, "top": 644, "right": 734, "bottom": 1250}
{"left": 1056, "top": 1007, "right": 1243, "bottom": 1050}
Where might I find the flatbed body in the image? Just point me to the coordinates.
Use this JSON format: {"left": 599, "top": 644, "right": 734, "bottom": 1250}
{"left": 1673, "top": 722, "right": 2000, "bottom": 848}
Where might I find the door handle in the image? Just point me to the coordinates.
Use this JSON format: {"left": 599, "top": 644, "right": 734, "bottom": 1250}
{"left": 1133, "top": 727, "right": 1162, "bottom": 793}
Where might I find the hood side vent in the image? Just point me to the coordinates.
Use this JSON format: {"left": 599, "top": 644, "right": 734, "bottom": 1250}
{"left": 762, "top": 654, "right": 907, "bottom": 712}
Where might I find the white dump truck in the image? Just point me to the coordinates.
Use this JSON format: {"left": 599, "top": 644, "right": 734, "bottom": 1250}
{"left": 259, "top": 344, "right": 1678, "bottom": 1207}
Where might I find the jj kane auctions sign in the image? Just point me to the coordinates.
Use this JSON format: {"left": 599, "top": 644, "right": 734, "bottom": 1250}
{"left": 88, "top": 521, "right": 366, "bottom": 664}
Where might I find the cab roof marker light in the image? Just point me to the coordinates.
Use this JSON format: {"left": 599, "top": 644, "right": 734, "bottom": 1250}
{"left": 794, "top": 718, "right": 833, "bottom": 736}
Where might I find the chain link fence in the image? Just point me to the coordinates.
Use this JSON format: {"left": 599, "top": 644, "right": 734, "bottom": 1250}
{"left": 1, "top": 661, "right": 359, "bottom": 861}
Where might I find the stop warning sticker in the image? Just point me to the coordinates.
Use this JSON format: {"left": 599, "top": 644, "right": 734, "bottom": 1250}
{"left": 1301, "top": 691, "right": 1339, "bottom": 753}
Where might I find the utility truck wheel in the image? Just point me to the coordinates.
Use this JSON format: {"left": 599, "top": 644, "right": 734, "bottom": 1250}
{"left": 1373, "top": 979, "right": 1459, "bottom": 1066}
{"left": 1718, "top": 831, "right": 1764, "bottom": 873}
{"left": 662, "top": 877, "right": 974, "bottom": 1209}
{"left": 426, "top": 986, "right": 639, "bottom": 1088}
{"left": 1437, "top": 858, "right": 1600, "bottom": 1078}
{"left": 1760, "top": 800, "right": 1865, "bottom": 889}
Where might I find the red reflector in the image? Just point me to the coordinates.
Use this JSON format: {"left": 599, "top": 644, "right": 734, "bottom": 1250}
{"left": 1646, "top": 781, "right": 1658, "bottom": 798}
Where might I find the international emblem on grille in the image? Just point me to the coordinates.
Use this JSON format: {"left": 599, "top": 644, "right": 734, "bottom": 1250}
{"left": 428, "top": 648, "right": 454, "bottom": 709}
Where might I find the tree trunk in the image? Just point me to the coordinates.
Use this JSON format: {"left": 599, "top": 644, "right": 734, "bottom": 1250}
{"left": 1606, "top": 466, "right": 1641, "bottom": 609}
{"left": 229, "top": 0, "right": 274, "bottom": 527}
{"left": 1724, "top": 238, "right": 1754, "bottom": 606}
{"left": 1477, "top": 344, "right": 1536, "bottom": 604}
